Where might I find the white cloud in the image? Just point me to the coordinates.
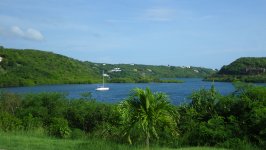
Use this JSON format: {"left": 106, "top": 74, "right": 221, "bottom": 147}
{"left": 11, "top": 26, "right": 24, "bottom": 36}
{"left": 10, "top": 26, "right": 44, "bottom": 41}
{"left": 25, "top": 28, "right": 44, "bottom": 41}
{"left": 142, "top": 8, "right": 176, "bottom": 21}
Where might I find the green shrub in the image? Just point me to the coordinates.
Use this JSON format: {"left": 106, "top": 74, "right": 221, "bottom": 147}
{"left": 84, "top": 103, "right": 119, "bottom": 133}
{"left": 70, "top": 128, "right": 86, "bottom": 139}
{"left": 19, "top": 92, "right": 67, "bottom": 126}
{"left": 22, "top": 113, "right": 42, "bottom": 130}
{"left": 0, "top": 111, "right": 22, "bottom": 131}
{"left": 198, "top": 116, "right": 232, "bottom": 146}
{"left": 48, "top": 117, "right": 71, "bottom": 138}
{"left": 218, "top": 138, "right": 259, "bottom": 150}
{"left": 0, "top": 92, "right": 21, "bottom": 115}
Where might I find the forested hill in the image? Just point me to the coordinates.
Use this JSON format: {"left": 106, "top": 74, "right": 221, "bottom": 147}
{"left": 0, "top": 46, "right": 216, "bottom": 87}
{"left": 0, "top": 47, "right": 101, "bottom": 87}
{"left": 206, "top": 57, "right": 266, "bottom": 82}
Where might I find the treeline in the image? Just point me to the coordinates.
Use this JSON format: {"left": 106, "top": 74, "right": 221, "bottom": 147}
{"left": 108, "top": 77, "right": 184, "bottom": 83}
{"left": 0, "top": 84, "right": 265, "bottom": 149}
{"left": 99, "top": 63, "right": 216, "bottom": 82}
{"left": 206, "top": 57, "right": 266, "bottom": 82}
{"left": 0, "top": 46, "right": 216, "bottom": 87}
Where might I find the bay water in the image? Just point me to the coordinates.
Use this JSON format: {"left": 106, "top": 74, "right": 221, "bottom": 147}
{"left": 0, "top": 78, "right": 240, "bottom": 105}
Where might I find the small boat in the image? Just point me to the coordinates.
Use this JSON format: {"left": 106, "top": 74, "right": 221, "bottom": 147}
{"left": 96, "top": 71, "right": 109, "bottom": 91}
{"left": 96, "top": 86, "right": 109, "bottom": 91}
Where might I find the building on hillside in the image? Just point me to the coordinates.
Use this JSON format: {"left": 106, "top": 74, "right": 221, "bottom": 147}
{"left": 109, "top": 68, "right": 122, "bottom": 72}
{"left": 103, "top": 73, "right": 110, "bottom": 77}
{"left": 245, "top": 67, "right": 266, "bottom": 74}
{"left": 147, "top": 69, "right": 152, "bottom": 72}
{"left": 181, "top": 66, "right": 191, "bottom": 69}
{"left": 0, "top": 56, "right": 2, "bottom": 62}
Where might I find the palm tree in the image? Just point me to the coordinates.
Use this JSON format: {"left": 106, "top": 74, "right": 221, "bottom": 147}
{"left": 118, "top": 88, "right": 178, "bottom": 148}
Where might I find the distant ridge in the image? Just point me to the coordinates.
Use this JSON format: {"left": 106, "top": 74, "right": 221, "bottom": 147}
{"left": 205, "top": 57, "right": 266, "bottom": 82}
{"left": 0, "top": 46, "right": 216, "bottom": 87}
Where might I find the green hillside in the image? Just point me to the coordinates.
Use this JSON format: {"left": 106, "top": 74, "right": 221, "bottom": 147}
{"left": 206, "top": 57, "right": 266, "bottom": 82}
{"left": 96, "top": 63, "right": 216, "bottom": 83}
{"left": 0, "top": 47, "right": 101, "bottom": 87}
{"left": 0, "top": 46, "right": 216, "bottom": 87}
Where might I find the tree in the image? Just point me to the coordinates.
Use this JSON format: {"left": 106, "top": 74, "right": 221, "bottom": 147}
{"left": 118, "top": 88, "right": 178, "bottom": 148}
{"left": 190, "top": 85, "right": 219, "bottom": 121}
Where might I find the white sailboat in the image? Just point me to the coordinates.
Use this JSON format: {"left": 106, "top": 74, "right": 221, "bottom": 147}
{"left": 96, "top": 71, "right": 109, "bottom": 91}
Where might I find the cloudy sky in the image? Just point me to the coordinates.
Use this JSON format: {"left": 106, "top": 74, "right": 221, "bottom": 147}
{"left": 0, "top": 0, "right": 265, "bottom": 69}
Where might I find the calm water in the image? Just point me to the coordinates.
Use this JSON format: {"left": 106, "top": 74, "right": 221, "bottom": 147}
{"left": 0, "top": 78, "right": 240, "bottom": 105}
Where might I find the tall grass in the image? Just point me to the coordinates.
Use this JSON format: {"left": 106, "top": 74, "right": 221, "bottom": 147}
{"left": 0, "top": 130, "right": 139, "bottom": 150}
{"left": 0, "top": 130, "right": 228, "bottom": 150}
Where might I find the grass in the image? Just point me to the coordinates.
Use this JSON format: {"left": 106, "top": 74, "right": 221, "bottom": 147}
{"left": 176, "top": 148, "right": 226, "bottom": 150}
{"left": 0, "top": 132, "right": 136, "bottom": 150}
{"left": 0, "top": 131, "right": 227, "bottom": 150}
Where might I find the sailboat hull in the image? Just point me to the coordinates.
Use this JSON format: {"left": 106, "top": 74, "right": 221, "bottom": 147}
{"left": 96, "top": 87, "right": 109, "bottom": 91}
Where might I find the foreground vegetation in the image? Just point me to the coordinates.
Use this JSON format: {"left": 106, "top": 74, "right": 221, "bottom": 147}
{"left": 0, "top": 46, "right": 215, "bottom": 87}
{"left": 0, "top": 131, "right": 140, "bottom": 150}
{"left": 206, "top": 57, "right": 266, "bottom": 82}
{"left": 0, "top": 131, "right": 227, "bottom": 150}
{"left": 0, "top": 83, "right": 265, "bottom": 149}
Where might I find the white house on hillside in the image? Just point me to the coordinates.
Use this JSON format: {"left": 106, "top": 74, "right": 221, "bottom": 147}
{"left": 109, "top": 68, "right": 122, "bottom": 72}
{"left": 0, "top": 56, "right": 2, "bottom": 62}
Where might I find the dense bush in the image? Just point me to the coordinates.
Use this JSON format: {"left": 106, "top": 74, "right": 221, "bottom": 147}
{"left": 178, "top": 85, "right": 266, "bottom": 149}
{"left": 18, "top": 92, "right": 68, "bottom": 126}
{"left": 0, "top": 92, "right": 21, "bottom": 115}
{"left": 0, "top": 111, "right": 22, "bottom": 131}
{"left": 21, "top": 113, "right": 42, "bottom": 130}
{"left": 70, "top": 128, "right": 86, "bottom": 139}
{"left": 48, "top": 117, "right": 71, "bottom": 138}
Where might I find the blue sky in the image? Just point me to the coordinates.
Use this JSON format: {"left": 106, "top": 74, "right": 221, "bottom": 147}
{"left": 0, "top": 0, "right": 265, "bottom": 69}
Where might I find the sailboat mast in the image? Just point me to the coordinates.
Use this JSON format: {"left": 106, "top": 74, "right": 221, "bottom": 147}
{"left": 102, "top": 70, "right": 105, "bottom": 87}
